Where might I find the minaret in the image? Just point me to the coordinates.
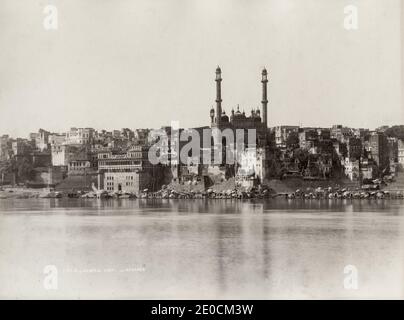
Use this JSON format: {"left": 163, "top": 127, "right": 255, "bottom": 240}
{"left": 215, "top": 66, "right": 222, "bottom": 127}
{"left": 261, "top": 68, "right": 268, "bottom": 128}
{"left": 210, "top": 106, "right": 215, "bottom": 124}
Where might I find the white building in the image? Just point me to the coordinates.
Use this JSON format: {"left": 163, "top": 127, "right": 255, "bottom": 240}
{"left": 236, "top": 147, "right": 268, "bottom": 187}
{"left": 398, "top": 139, "right": 404, "bottom": 169}
{"left": 65, "top": 127, "right": 94, "bottom": 145}
{"left": 49, "top": 134, "right": 66, "bottom": 147}
{"left": 51, "top": 145, "right": 78, "bottom": 166}
{"left": 344, "top": 158, "right": 359, "bottom": 181}
{"left": 35, "top": 129, "right": 50, "bottom": 151}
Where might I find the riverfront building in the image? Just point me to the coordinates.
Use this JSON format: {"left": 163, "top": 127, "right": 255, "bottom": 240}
{"left": 97, "top": 145, "right": 160, "bottom": 193}
{"left": 369, "top": 132, "right": 389, "bottom": 171}
{"left": 398, "top": 139, "right": 404, "bottom": 169}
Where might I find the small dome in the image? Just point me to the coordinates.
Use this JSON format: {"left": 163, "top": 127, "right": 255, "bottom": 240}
{"left": 221, "top": 111, "right": 229, "bottom": 123}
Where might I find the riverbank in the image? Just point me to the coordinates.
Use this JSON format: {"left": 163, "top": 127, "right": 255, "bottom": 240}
{"left": 1, "top": 185, "right": 404, "bottom": 200}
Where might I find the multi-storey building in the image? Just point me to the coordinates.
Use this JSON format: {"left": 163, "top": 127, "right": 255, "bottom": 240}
{"left": 344, "top": 158, "right": 359, "bottom": 181}
{"left": 49, "top": 133, "right": 66, "bottom": 147}
{"left": 347, "top": 137, "right": 363, "bottom": 160}
{"left": 369, "top": 132, "right": 389, "bottom": 171}
{"left": 299, "top": 128, "right": 318, "bottom": 150}
{"left": 387, "top": 137, "right": 398, "bottom": 163}
{"left": 11, "top": 139, "right": 31, "bottom": 156}
{"left": 33, "top": 129, "right": 50, "bottom": 151}
{"left": 97, "top": 145, "right": 159, "bottom": 193}
{"left": 0, "top": 135, "right": 11, "bottom": 160}
{"left": 331, "top": 125, "right": 353, "bottom": 143}
{"left": 65, "top": 127, "right": 94, "bottom": 145}
{"left": 274, "top": 126, "right": 299, "bottom": 148}
{"left": 134, "top": 129, "right": 151, "bottom": 146}
{"left": 398, "top": 139, "right": 404, "bottom": 168}
{"left": 360, "top": 158, "right": 376, "bottom": 180}
{"left": 235, "top": 147, "right": 269, "bottom": 187}
{"left": 52, "top": 144, "right": 79, "bottom": 167}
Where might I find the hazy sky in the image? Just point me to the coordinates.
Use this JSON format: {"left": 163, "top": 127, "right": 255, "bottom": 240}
{"left": 0, "top": 0, "right": 403, "bottom": 138}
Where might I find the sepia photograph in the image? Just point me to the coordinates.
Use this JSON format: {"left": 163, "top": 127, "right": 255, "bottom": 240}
{"left": 1, "top": 0, "right": 404, "bottom": 306}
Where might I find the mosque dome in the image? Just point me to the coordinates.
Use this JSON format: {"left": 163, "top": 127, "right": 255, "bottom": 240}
{"left": 221, "top": 111, "right": 229, "bottom": 123}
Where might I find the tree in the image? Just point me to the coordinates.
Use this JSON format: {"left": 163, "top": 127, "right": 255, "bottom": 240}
{"left": 292, "top": 148, "right": 309, "bottom": 171}
{"left": 0, "top": 159, "right": 16, "bottom": 176}
{"left": 385, "top": 125, "right": 404, "bottom": 140}
{"left": 16, "top": 158, "right": 35, "bottom": 182}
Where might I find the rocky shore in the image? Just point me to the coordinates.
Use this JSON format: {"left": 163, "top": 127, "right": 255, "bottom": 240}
{"left": 1, "top": 185, "right": 404, "bottom": 200}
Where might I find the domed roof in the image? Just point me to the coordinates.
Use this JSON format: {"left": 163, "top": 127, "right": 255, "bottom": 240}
{"left": 221, "top": 111, "right": 229, "bottom": 123}
{"left": 233, "top": 105, "right": 243, "bottom": 117}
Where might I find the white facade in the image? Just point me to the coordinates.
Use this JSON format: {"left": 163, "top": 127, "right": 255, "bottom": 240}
{"left": 236, "top": 147, "right": 266, "bottom": 184}
{"left": 66, "top": 128, "right": 94, "bottom": 145}
{"left": 51, "top": 145, "right": 78, "bottom": 166}
{"left": 344, "top": 158, "right": 359, "bottom": 181}
{"left": 49, "top": 134, "right": 66, "bottom": 147}
{"left": 398, "top": 140, "right": 404, "bottom": 168}
{"left": 35, "top": 129, "right": 50, "bottom": 151}
{"left": 52, "top": 145, "right": 68, "bottom": 166}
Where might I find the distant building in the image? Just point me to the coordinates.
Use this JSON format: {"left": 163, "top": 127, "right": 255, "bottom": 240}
{"left": 121, "top": 128, "right": 135, "bottom": 141}
{"left": 331, "top": 125, "right": 353, "bottom": 143}
{"left": 0, "top": 135, "right": 11, "bottom": 160}
{"left": 12, "top": 139, "right": 29, "bottom": 156}
{"left": 299, "top": 128, "right": 318, "bottom": 150}
{"left": 66, "top": 127, "right": 94, "bottom": 145}
{"left": 112, "top": 130, "right": 121, "bottom": 138}
{"left": 387, "top": 137, "right": 398, "bottom": 163}
{"left": 333, "top": 140, "right": 347, "bottom": 158}
{"left": 52, "top": 144, "right": 79, "bottom": 167}
{"left": 360, "top": 158, "right": 376, "bottom": 180}
{"left": 354, "top": 128, "right": 370, "bottom": 140}
{"left": 34, "top": 129, "right": 50, "bottom": 151}
{"left": 344, "top": 158, "right": 359, "bottom": 181}
{"left": 369, "top": 132, "right": 389, "bottom": 171}
{"left": 134, "top": 129, "right": 151, "bottom": 146}
{"left": 49, "top": 133, "right": 66, "bottom": 147}
{"left": 398, "top": 139, "right": 404, "bottom": 168}
{"left": 68, "top": 149, "right": 92, "bottom": 174}
{"left": 347, "top": 137, "right": 362, "bottom": 160}
{"left": 274, "top": 126, "right": 299, "bottom": 148}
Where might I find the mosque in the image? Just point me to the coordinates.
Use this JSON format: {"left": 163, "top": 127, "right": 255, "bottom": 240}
{"left": 209, "top": 66, "right": 269, "bottom": 147}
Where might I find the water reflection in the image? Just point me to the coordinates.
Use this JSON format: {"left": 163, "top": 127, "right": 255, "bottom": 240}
{"left": 0, "top": 198, "right": 404, "bottom": 299}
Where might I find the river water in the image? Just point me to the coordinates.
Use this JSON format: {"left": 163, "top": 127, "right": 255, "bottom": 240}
{"left": 0, "top": 198, "right": 404, "bottom": 299}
